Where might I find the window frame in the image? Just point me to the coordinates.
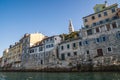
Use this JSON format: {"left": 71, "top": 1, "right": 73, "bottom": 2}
{"left": 104, "top": 12, "right": 108, "bottom": 16}
{"left": 111, "top": 8, "right": 115, "bottom": 13}
{"left": 98, "top": 14, "right": 101, "bottom": 18}
{"left": 91, "top": 16, "right": 95, "bottom": 20}
{"left": 107, "top": 47, "right": 112, "bottom": 53}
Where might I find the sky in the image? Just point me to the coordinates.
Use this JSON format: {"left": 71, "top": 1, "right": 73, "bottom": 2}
{"left": 0, "top": 0, "right": 119, "bottom": 57}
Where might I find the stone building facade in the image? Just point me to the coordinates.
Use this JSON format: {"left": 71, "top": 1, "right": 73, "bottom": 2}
{"left": 25, "top": 35, "right": 61, "bottom": 69}
{"left": 1, "top": 2, "right": 120, "bottom": 70}
{"left": 20, "top": 33, "right": 45, "bottom": 69}
{"left": 58, "top": 3, "right": 120, "bottom": 67}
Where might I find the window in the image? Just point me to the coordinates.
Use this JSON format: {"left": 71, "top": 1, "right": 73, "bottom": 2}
{"left": 101, "top": 36, "right": 106, "bottom": 42}
{"left": 93, "top": 23, "right": 96, "bottom": 26}
{"left": 50, "top": 38, "right": 53, "bottom": 41}
{"left": 46, "top": 39, "right": 49, "bottom": 42}
{"left": 98, "top": 14, "right": 101, "bottom": 17}
{"left": 108, "top": 47, "right": 112, "bottom": 52}
{"left": 51, "top": 44, "right": 54, "bottom": 47}
{"left": 85, "top": 25, "right": 89, "bottom": 28}
{"left": 106, "top": 24, "right": 111, "bottom": 31}
{"left": 97, "top": 49, "right": 103, "bottom": 56}
{"left": 87, "top": 29, "right": 93, "bottom": 35}
{"left": 39, "top": 47, "right": 43, "bottom": 51}
{"left": 92, "top": 16, "right": 95, "bottom": 20}
{"left": 105, "top": 18, "right": 109, "bottom": 22}
{"left": 61, "top": 46, "right": 64, "bottom": 50}
{"left": 48, "top": 45, "right": 51, "bottom": 48}
{"left": 84, "top": 40, "right": 89, "bottom": 45}
{"left": 112, "top": 22, "right": 117, "bottom": 28}
{"left": 99, "top": 20, "right": 103, "bottom": 24}
{"left": 104, "top": 12, "right": 108, "bottom": 16}
{"left": 79, "top": 42, "right": 82, "bottom": 46}
{"left": 87, "top": 50, "right": 89, "bottom": 54}
{"left": 41, "top": 60, "right": 43, "bottom": 64}
{"left": 96, "top": 38, "right": 100, "bottom": 43}
{"left": 74, "top": 52, "right": 77, "bottom": 56}
{"left": 112, "top": 16, "right": 118, "bottom": 20}
{"left": 96, "top": 27, "right": 100, "bottom": 33}
{"left": 111, "top": 8, "right": 115, "bottom": 13}
{"left": 61, "top": 54, "right": 65, "bottom": 60}
{"left": 67, "top": 53, "right": 71, "bottom": 57}
{"left": 73, "top": 43, "right": 76, "bottom": 48}
{"left": 84, "top": 19, "right": 88, "bottom": 22}
{"left": 67, "top": 44, "right": 70, "bottom": 49}
{"left": 116, "top": 32, "right": 120, "bottom": 39}
{"left": 30, "top": 49, "right": 34, "bottom": 53}
{"left": 46, "top": 45, "right": 48, "bottom": 48}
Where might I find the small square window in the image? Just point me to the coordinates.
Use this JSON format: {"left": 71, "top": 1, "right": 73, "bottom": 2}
{"left": 96, "top": 38, "right": 100, "bottom": 42}
{"left": 108, "top": 47, "right": 112, "bottom": 52}
{"left": 106, "top": 18, "right": 109, "bottom": 22}
{"left": 51, "top": 44, "right": 54, "bottom": 47}
{"left": 98, "top": 14, "right": 101, "bottom": 17}
{"left": 79, "top": 42, "right": 82, "bottom": 46}
{"left": 73, "top": 43, "right": 76, "bottom": 48}
{"left": 67, "top": 44, "right": 70, "bottom": 49}
{"left": 116, "top": 32, "right": 120, "bottom": 39}
{"left": 100, "top": 20, "right": 103, "bottom": 24}
{"left": 87, "top": 50, "right": 89, "bottom": 54}
{"left": 87, "top": 29, "right": 93, "bottom": 35}
{"left": 93, "top": 23, "right": 96, "bottom": 26}
{"left": 85, "top": 25, "right": 89, "bottom": 28}
{"left": 61, "top": 46, "right": 64, "bottom": 50}
{"left": 85, "top": 40, "right": 88, "bottom": 45}
{"left": 111, "top": 8, "right": 115, "bottom": 13}
{"left": 102, "top": 36, "right": 106, "bottom": 41}
{"left": 74, "top": 52, "right": 77, "bottom": 56}
{"left": 96, "top": 27, "right": 100, "bottom": 33}
{"left": 50, "top": 38, "right": 53, "bottom": 41}
{"left": 106, "top": 24, "right": 111, "bottom": 31}
{"left": 104, "top": 12, "right": 108, "bottom": 16}
{"left": 84, "top": 19, "right": 88, "bottom": 22}
{"left": 112, "top": 22, "right": 117, "bottom": 28}
{"left": 67, "top": 53, "right": 71, "bottom": 57}
{"left": 119, "top": 33, "right": 120, "bottom": 36}
{"left": 92, "top": 16, "right": 95, "bottom": 20}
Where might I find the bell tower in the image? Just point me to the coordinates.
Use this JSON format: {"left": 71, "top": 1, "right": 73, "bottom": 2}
{"left": 68, "top": 19, "right": 74, "bottom": 33}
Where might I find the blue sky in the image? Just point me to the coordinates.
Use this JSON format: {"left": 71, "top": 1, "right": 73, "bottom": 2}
{"left": 0, "top": 0, "right": 119, "bottom": 57}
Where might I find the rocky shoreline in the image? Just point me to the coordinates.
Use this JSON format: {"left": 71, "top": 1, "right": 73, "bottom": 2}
{"left": 1, "top": 65, "right": 120, "bottom": 72}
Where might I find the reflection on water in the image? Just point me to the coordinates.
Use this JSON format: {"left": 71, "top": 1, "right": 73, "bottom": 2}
{"left": 0, "top": 72, "right": 120, "bottom": 80}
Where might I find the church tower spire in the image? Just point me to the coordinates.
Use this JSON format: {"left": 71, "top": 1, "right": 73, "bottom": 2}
{"left": 68, "top": 19, "right": 74, "bottom": 33}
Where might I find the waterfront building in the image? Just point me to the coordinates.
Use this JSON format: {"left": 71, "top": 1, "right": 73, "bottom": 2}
{"left": 4, "top": 42, "right": 22, "bottom": 69}
{"left": 1, "top": 49, "right": 9, "bottom": 69}
{"left": 58, "top": 2, "right": 120, "bottom": 68}
{"left": 0, "top": 57, "right": 2, "bottom": 68}
{"left": 1, "top": 2, "right": 120, "bottom": 70}
{"left": 82, "top": 2, "right": 120, "bottom": 67}
{"left": 26, "top": 35, "right": 61, "bottom": 69}
{"left": 20, "top": 32, "right": 46, "bottom": 69}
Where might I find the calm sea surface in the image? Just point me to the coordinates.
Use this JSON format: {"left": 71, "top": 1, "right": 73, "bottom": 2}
{"left": 0, "top": 72, "right": 120, "bottom": 80}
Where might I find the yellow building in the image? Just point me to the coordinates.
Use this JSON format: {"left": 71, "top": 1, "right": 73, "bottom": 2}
{"left": 83, "top": 3, "right": 118, "bottom": 28}
{"left": 7, "top": 42, "right": 22, "bottom": 69}
{"left": 1, "top": 49, "right": 9, "bottom": 68}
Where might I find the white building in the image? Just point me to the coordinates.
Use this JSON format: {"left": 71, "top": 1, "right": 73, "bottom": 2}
{"left": 27, "top": 35, "right": 61, "bottom": 69}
